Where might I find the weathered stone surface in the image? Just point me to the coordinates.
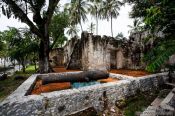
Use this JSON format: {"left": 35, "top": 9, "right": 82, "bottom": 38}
{"left": 49, "top": 48, "right": 64, "bottom": 67}
{"left": 63, "top": 32, "right": 148, "bottom": 71}
{"left": 0, "top": 72, "right": 169, "bottom": 116}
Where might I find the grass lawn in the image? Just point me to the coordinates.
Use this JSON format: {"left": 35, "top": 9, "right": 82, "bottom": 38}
{"left": 0, "top": 65, "right": 37, "bottom": 101}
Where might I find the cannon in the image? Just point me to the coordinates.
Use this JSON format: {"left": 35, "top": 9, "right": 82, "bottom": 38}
{"left": 41, "top": 70, "right": 109, "bottom": 85}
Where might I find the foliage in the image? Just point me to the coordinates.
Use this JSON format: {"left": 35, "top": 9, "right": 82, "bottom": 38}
{"left": 123, "top": 91, "right": 158, "bottom": 116}
{"left": 1, "top": 27, "right": 39, "bottom": 73}
{"left": 66, "top": 25, "right": 80, "bottom": 38}
{"left": 116, "top": 32, "right": 124, "bottom": 39}
{"left": 125, "top": 0, "right": 175, "bottom": 72}
{"left": 65, "top": 0, "right": 90, "bottom": 31}
{"left": 128, "top": 18, "right": 143, "bottom": 34}
{"left": 0, "top": 0, "right": 60, "bottom": 73}
{"left": 49, "top": 12, "right": 69, "bottom": 48}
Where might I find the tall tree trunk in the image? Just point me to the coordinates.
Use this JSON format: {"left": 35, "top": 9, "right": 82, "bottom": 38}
{"left": 111, "top": 16, "right": 113, "bottom": 37}
{"left": 3, "top": 57, "right": 6, "bottom": 68}
{"left": 96, "top": 13, "right": 98, "bottom": 35}
{"left": 79, "top": 22, "right": 83, "bottom": 32}
{"left": 38, "top": 37, "right": 50, "bottom": 73}
{"left": 39, "top": 24, "right": 50, "bottom": 73}
{"left": 21, "top": 60, "right": 25, "bottom": 73}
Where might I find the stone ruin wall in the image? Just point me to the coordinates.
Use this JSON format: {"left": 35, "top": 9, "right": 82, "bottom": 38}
{"left": 81, "top": 33, "right": 111, "bottom": 70}
{"left": 62, "top": 32, "right": 146, "bottom": 71}
{"left": 64, "top": 37, "right": 82, "bottom": 69}
{"left": 130, "top": 32, "right": 175, "bottom": 67}
{"left": 50, "top": 31, "right": 175, "bottom": 70}
{"left": 49, "top": 48, "right": 64, "bottom": 67}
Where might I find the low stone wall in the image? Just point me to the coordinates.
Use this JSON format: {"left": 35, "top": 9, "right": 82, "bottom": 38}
{"left": 0, "top": 72, "right": 169, "bottom": 116}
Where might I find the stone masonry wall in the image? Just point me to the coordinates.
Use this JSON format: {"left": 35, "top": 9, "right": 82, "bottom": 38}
{"left": 81, "top": 32, "right": 112, "bottom": 70}
{"left": 0, "top": 72, "right": 168, "bottom": 116}
{"left": 49, "top": 48, "right": 64, "bottom": 67}
{"left": 63, "top": 32, "right": 147, "bottom": 71}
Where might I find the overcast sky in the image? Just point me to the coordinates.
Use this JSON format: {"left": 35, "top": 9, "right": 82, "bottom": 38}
{"left": 0, "top": 1, "right": 133, "bottom": 38}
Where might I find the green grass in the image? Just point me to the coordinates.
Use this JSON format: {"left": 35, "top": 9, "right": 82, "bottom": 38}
{"left": 15, "top": 65, "right": 38, "bottom": 74}
{"left": 25, "top": 65, "right": 38, "bottom": 73}
{"left": 0, "top": 74, "right": 27, "bottom": 101}
{"left": 123, "top": 90, "right": 159, "bottom": 116}
{"left": 0, "top": 64, "right": 37, "bottom": 101}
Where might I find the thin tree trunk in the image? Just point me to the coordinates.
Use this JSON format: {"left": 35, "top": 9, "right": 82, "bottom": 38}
{"left": 21, "top": 60, "right": 25, "bottom": 73}
{"left": 34, "top": 61, "right": 37, "bottom": 72}
{"left": 3, "top": 57, "right": 6, "bottom": 68}
{"left": 96, "top": 13, "right": 98, "bottom": 35}
{"left": 111, "top": 16, "right": 113, "bottom": 37}
{"left": 79, "top": 22, "right": 83, "bottom": 32}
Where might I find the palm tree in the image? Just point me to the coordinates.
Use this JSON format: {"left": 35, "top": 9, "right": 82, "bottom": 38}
{"left": 66, "top": 25, "right": 79, "bottom": 38}
{"left": 100, "top": 0, "right": 123, "bottom": 37}
{"left": 115, "top": 32, "right": 124, "bottom": 39}
{"left": 87, "top": 22, "right": 96, "bottom": 33}
{"left": 88, "top": 0, "right": 102, "bottom": 35}
{"left": 65, "top": 0, "right": 89, "bottom": 32}
{"left": 128, "top": 19, "right": 142, "bottom": 34}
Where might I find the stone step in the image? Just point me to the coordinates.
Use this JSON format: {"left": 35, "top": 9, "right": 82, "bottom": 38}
{"left": 140, "top": 106, "right": 157, "bottom": 116}
{"left": 165, "top": 82, "right": 175, "bottom": 87}
{"left": 151, "top": 97, "right": 163, "bottom": 107}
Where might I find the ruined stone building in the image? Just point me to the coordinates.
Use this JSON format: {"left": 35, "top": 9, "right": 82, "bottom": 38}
{"left": 49, "top": 31, "right": 175, "bottom": 71}
{"left": 49, "top": 32, "right": 147, "bottom": 71}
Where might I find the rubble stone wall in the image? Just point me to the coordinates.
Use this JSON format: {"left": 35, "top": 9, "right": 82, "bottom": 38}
{"left": 63, "top": 32, "right": 147, "bottom": 70}
{"left": 0, "top": 72, "right": 168, "bottom": 116}
{"left": 49, "top": 48, "right": 64, "bottom": 67}
{"left": 81, "top": 33, "right": 112, "bottom": 70}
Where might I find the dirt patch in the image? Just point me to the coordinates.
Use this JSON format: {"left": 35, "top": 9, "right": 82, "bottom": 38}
{"left": 53, "top": 67, "right": 80, "bottom": 73}
{"left": 98, "top": 77, "right": 119, "bottom": 83}
{"left": 31, "top": 80, "right": 71, "bottom": 95}
{"left": 109, "top": 69, "right": 151, "bottom": 77}
{"left": 53, "top": 67, "right": 150, "bottom": 77}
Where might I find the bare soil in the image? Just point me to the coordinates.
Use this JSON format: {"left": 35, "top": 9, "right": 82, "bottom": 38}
{"left": 53, "top": 67, "right": 150, "bottom": 77}
{"left": 109, "top": 69, "right": 151, "bottom": 77}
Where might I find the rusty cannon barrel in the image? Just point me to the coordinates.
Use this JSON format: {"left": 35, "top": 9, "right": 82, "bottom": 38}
{"left": 42, "top": 70, "right": 109, "bottom": 85}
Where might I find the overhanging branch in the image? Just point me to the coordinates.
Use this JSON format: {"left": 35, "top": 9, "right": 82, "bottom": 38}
{"left": 4, "top": 0, "right": 42, "bottom": 38}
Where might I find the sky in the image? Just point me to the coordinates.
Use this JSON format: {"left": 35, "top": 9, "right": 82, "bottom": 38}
{"left": 0, "top": 1, "right": 133, "bottom": 38}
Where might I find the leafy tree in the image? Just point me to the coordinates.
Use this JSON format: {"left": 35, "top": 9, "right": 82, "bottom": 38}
{"left": 87, "top": 22, "right": 95, "bottom": 33}
{"left": 125, "top": 0, "right": 175, "bottom": 72}
{"left": 0, "top": 32, "right": 5, "bottom": 51}
{"left": 100, "top": 0, "right": 123, "bottom": 37}
{"left": 0, "top": 0, "right": 60, "bottom": 73}
{"left": 0, "top": 31, "right": 8, "bottom": 67}
{"left": 4, "top": 27, "right": 39, "bottom": 73}
{"left": 49, "top": 12, "right": 69, "bottom": 48}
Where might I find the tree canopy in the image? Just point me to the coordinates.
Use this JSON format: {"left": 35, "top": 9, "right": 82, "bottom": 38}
{"left": 0, "top": 0, "right": 60, "bottom": 73}
{"left": 125, "top": 0, "right": 175, "bottom": 72}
